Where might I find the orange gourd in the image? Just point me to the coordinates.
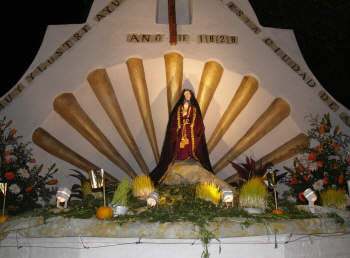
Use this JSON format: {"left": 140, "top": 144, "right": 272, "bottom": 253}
{"left": 0, "top": 215, "right": 8, "bottom": 223}
{"left": 272, "top": 209, "right": 283, "bottom": 215}
{"left": 96, "top": 206, "right": 113, "bottom": 220}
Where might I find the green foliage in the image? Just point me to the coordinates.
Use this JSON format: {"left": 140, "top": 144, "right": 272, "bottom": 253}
{"left": 284, "top": 114, "right": 350, "bottom": 204}
{"left": 0, "top": 117, "right": 58, "bottom": 215}
{"left": 111, "top": 177, "right": 131, "bottom": 206}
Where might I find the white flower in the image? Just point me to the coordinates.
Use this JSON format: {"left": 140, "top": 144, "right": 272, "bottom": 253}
{"left": 308, "top": 162, "right": 318, "bottom": 171}
{"left": 18, "top": 168, "right": 30, "bottom": 178}
{"left": 328, "top": 155, "right": 340, "bottom": 161}
{"left": 312, "top": 179, "right": 324, "bottom": 191}
{"left": 9, "top": 184, "right": 21, "bottom": 194}
{"left": 299, "top": 155, "right": 310, "bottom": 168}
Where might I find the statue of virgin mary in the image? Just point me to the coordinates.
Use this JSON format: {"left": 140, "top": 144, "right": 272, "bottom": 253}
{"left": 149, "top": 89, "right": 213, "bottom": 184}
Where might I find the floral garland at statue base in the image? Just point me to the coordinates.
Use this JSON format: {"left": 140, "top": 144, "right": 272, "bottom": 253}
{"left": 0, "top": 117, "right": 58, "bottom": 215}
{"left": 284, "top": 114, "right": 350, "bottom": 205}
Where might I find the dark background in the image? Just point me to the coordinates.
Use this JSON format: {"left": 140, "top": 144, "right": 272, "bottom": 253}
{"left": 2, "top": 0, "right": 349, "bottom": 109}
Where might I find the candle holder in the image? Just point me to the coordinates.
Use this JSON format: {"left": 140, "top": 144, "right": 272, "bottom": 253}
{"left": 0, "top": 183, "right": 8, "bottom": 223}
{"left": 89, "top": 169, "right": 106, "bottom": 206}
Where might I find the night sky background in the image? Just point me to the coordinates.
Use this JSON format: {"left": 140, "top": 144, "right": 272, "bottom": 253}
{"left": 2, "top": 0, "right": 350, "bottom": 109}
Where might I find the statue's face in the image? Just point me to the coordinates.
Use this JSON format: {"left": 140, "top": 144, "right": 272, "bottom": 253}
{"left": 184, "top": 91, "right": 192, "bottom": 101}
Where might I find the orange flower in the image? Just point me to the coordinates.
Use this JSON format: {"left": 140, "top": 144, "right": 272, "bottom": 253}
{"left": 338, "top": 173, "right": 344, "bottom": 184}
{"left": 308, "top": 152, "right": 317, "bottom": 161}
{"left": 318, "top": 125, "right": 325, "bottom": 134}
{"left": 8, "top": 129, "right": 17, "bottom": 136}
{"left": 334, "top": 125, "right": 339, "bottom": 135}
{"left": 316, "top": 145, "right": 323, "bottom": 153}
{"left": 298, "top": 192, "right": 307, "bottom": 203}
{"left": 4, "top": 151, "right": 11, "bottom": 156}
{"left": 25, "top": 186, "right": 33, "bottom": 192}
{"left": 47, "top": 179, "right": 58, "bottom": 185}
{"left": 323, "top": 178, "right": 328, "bottom": 184}
{"left": 4, "top": 172, "right": 15, "bottom": 180}
{"left": 297, "top": 164, "right": 304, "bottom": 172}
{"left": 290, "top": 175, "right": 298, "bottom": 185}
{"left": 316, "top": 161, "right": 323, "bottom": 167}
{"left": 38, "top": 164, "right": 44, "bottom": 172}
{"left": 332, "top": 142, "right": 340, "bottom": 151}
{"left": 6, "top": 120, "right": 13, "bottom": 127}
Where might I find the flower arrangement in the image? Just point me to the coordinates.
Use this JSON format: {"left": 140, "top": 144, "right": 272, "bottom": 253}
{"left": 0, "top": 117, "right": 58, "bottom": 214}
{"left": 284, "top": 114, "right": 350, "bottom": 204}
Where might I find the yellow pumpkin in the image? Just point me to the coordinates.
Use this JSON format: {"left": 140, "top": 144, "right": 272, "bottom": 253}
{"left": 272, "top": 209, "right": 283, "bottom": 215}
{"left": 0, "top": 215, "right": 9, "bottom": 223}
{"left": 96, "top": 206, "right": 113, "bottom": 220}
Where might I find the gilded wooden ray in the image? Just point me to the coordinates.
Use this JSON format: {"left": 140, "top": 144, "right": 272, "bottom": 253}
{"left": 225, "top": 133, "right": 309, "bottom": 184}
{"left": 32, "top": 127, "right": 119, "bottom": 183}
{"left": 164, "top": 52, "right": 183, "bottom": 114}
{"left": 87, "top": 68, "right": 149, "bottom": 174}
{"left": 53, "top": 93, "right": 137, "bottom": 179}
{"left": 213, "top": 98, "right": 291, "bottom": 174}
{"left": 126, "top": 57, "right": 160, "bottom": 163}
{"left": 196, "top": 61, "right": 223, "bottom": 117}
{"left": 207, "top": 76, "right": 258, "bottom": 153}
{"left": 256, "top": 133, "right": 309, "bottom": 171}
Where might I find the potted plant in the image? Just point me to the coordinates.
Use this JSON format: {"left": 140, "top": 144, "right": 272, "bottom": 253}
{"left": 110, "top": 177, "right": 131, "bottom": 216}
{"left": 239, "top": 177, "right": 268, "bottom": 214}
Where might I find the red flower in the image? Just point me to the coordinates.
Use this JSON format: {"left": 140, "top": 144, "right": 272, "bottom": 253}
{"left": 29, "top": 158, "right": 36, "bottom": 163}
{"left": 298, "top": 192, "right": 307, "bottom": 203}
{"left": 303, "top": 175, "right": 309, "bottom": 181}
{"left": 347, "top": 157, "right": 350, "bottom": 163}
{"left": 297, "top": 164, "right": 304, "bottom": 172}
{"left": 323, "top": 178, "right": 328, "bottom": 184}
{"left": 25, "top": 186, "right": 33, "bottom": 192}
{"left": 333, "top": 163, "right": 339, "bottom": 169}
{"left": 5, "top": 159, "right": 11, "bottom": 164}
{"left": 316, "top": 161, "right": 323, "bottom": 167}
{"left": 318, "top": 125, "right": 325, "bottom": 134}
{"left": 338, "top": 174, "right": 344, "bottom": 185}
{"left": 306, "top": 169, "right": 311, "bottom": 174}
{"left": 308, "top": 152, "right": 317, "bottom": 161}
{"left": 4, "top": 172, "right": 15, "bottom": 180}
